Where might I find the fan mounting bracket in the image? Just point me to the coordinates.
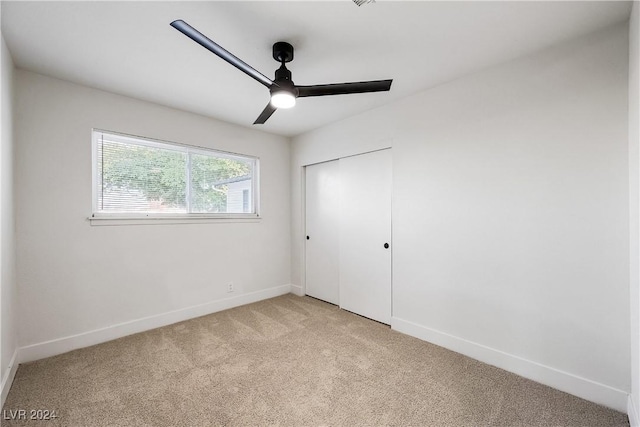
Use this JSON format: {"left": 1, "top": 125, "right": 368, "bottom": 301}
{"left": 273, "top": 42, "right": 294, "bottom": 63}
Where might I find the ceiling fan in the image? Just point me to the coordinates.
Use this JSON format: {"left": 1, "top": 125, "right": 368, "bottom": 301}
{"left": 170, "top": 20, "right": 393, "bottom": 124}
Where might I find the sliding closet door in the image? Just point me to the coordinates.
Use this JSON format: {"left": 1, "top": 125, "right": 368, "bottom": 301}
{"left": 339, "top": 149, "right": 392, "bottom": 324}
{"left": 305, "top": 160, "right": 340, "bottom": 305}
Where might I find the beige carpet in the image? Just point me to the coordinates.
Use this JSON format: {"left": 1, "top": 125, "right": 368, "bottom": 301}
{"left": 2, "top": 294, "right": 629, "bottom": 426}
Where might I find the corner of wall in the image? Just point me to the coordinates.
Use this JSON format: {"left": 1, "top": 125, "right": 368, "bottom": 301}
{"left": 0, "top": 349, "right": 17, "bottom": 408}
{"left": 0, "top": 33, "right": 19, "bottom": 410}
{"left": 630, "top": 395, "right": 640, "bottom": 427}
{"left": 630, "top": 1, "right": 640, "bottom": 424}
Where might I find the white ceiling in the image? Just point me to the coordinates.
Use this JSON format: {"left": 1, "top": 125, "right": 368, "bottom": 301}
{"left": 1, "top": 1, "right": 632, "bottom": 137}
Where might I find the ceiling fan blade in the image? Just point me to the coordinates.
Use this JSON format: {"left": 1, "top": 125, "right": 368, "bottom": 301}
{"left": 297, "top": 79, "right": 392, "bottom": 98}
{"left": 254, "top": 103, "right": 277, "bottom": 124}
{"left": 171, "top": 20, "right": 273, "bottom": 88}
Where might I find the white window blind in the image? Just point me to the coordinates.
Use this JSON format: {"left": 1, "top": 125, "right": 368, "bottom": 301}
{"left": 92, "top": 130, "right": 258, "bottom": 217}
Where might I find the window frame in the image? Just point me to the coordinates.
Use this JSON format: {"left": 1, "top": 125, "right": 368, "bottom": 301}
{"left": 90, "top": 129, "right": 261, "bottom": 222}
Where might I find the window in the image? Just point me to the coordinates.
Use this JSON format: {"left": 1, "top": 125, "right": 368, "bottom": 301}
{"left": 92, "top": 130, "right": 258, "bottom": 218}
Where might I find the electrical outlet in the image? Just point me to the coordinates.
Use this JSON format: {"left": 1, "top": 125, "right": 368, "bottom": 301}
{"left": 227, "top": 282, "right": 234, "bottom": 293}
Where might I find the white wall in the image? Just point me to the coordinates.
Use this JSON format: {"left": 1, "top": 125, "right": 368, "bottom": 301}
{"left": 292, "top": 24, "right": 630, "bottom": 411}
{"left": 14, "top": 70, "right": 291, "bottom": 357}
{"left": 629, "top": 1, "right": 640, "bottom": 425}
{"left": 0, "top": 34, "right": 17, "bottom": 405}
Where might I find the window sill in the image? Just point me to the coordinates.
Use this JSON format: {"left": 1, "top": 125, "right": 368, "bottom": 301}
{"left": 88, "top": 214, "right": 261, "bottom": 226}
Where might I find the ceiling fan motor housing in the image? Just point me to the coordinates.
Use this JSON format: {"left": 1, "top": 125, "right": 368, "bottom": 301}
{"left": 271, "top": 73, "right": 299, "bottom": 97}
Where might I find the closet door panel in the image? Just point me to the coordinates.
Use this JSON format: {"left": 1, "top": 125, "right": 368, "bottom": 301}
{"left": 339, "top": 150, "right": 392, "bottom": 324}
{"left": 305, "top": 160, "right": 340, "bottom": 305}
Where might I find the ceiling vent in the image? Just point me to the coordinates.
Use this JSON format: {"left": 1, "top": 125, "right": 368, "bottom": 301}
{"left": 352, "top": 0, "right": 375, "bottom": 6}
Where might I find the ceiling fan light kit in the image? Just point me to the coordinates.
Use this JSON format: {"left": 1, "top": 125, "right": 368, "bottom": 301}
{"left": 270, "top": 92, "right": 296, "bottom": 109}
{"left": 170, "top": 19, "right": 392, "bottom": 124}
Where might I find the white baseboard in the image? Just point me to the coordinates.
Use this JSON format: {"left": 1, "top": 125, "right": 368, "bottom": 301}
{"left": 630, "top": 395, "right": 640, "bottom": 427}
{"left": 391, "top": 317, "right": 628, "bottom": 413}
{"left": 1, "top": 349, "right": 19, "bottom": 408}
{"left": 19, "top": 284, "right": 292, "bottom": 364}
{"left": 290, "top": 284, "right": 304, "bottom": 296}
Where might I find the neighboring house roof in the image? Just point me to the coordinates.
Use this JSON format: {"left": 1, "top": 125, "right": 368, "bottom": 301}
{"left": 213, "top": 175, "right": 251, "bottom": 186}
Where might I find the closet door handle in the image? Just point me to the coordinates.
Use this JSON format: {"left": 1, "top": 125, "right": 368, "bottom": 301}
{"left": 384, "top": 243, "right": 389, "bottom": 249}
